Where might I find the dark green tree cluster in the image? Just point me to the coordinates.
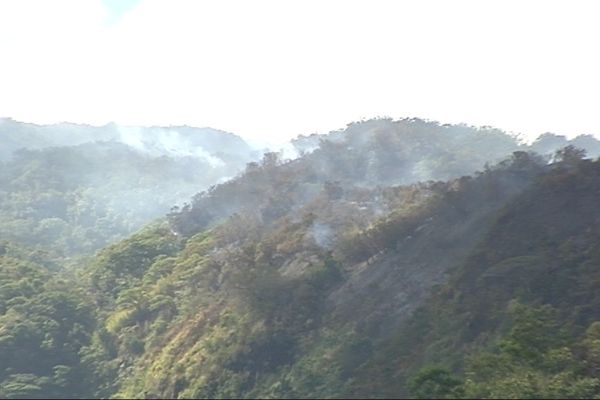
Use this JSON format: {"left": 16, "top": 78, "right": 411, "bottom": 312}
{"left": 0, "top": 247, "right": 96, "bottom": 398}
{"left": 410, "top": 305, "right": 600, "bottom": 399}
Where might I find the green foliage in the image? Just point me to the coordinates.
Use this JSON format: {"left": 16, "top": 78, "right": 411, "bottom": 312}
{"left": 408, "top": 366, "right": 464, "bottom": 399}
{"left": 407, "top": 306, "right": 600, "bottom": 399}
{"left": 498, "top": 304, "right": 564, "bottom": 363}
{"left": 0, "top": 251, "right": 97, "bottom": 398}
{"left": 88, "top": 223, "right": 180, "bottom": 299}
{"left": 462, "top": 305, "right": 600, "bottom": 399}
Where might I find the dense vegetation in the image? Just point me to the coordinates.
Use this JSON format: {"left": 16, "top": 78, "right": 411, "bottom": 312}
{"left": 2, "top": 117, "right": 600, "bottom": 398}
{"left": 0, "top": 242, "right": 96, "bottom": 398}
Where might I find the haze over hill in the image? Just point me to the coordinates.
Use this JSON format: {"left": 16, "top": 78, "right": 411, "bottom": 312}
{"left": 0, "top": 119, "right": 260, "bottom": 257}
{"left": 2, "top": 117, "right": 600, "bottom": 398}
{"left": 0, "top": 118, "right": 258, "bottom": 162}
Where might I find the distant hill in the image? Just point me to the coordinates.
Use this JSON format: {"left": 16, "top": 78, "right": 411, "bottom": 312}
{"left": 0, "top": 119, "right": 260, "bottom": 256}
{"left": 0, "top": 118, "right": 259, "bottom": 163}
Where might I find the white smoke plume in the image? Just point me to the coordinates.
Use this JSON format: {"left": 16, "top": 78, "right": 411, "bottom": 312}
{"left": 117, "top": 126, "right": 225, "bottom": 167}
{"left": 309, "top": 221, "right": 334, "bottom": 249}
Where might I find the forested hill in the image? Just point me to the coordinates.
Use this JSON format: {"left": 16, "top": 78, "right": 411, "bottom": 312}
{"left": 0, "top": 118, "right": 256, "bottom": 163}
{"left": 2, "top": 118, "right": 600, "bottom": 399}
{"left": 170, "top": 118, "right": 600, "bottom": 236}
{"left": 0, "top": 120, "right": 258, "bottom": 257}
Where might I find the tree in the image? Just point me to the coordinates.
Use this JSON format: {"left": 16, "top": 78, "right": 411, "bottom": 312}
{"left": 554, "top": 145, "right": 586, "bottom": 164}
{"left": 408, "top": 366, "right": 463, "bottom": 399}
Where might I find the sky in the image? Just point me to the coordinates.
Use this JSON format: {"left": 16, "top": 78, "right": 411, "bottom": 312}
{"left": 0, "top": 0, "right": 599, "bottom": 143}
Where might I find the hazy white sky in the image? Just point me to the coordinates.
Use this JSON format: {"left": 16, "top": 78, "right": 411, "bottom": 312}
{"left": 0, "top": 0, "right": 599, "bottom": 142}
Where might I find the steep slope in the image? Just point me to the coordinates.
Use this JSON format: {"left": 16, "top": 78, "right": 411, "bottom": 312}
{"left": 79, "top": 151, "right": 549, "bottom": 398}
{"left": 350, "top": 154, "right": 600, "bottom": 398}
{"left": 172, "top": 118, "right": 600, "bottom": 237}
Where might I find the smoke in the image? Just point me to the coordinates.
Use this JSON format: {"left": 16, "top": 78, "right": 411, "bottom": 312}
{"left": 277, "top": 141, "right": 301, "bottom": 161}
{"left": 411, "top": 159, "right": 435, "bottom": 183}
{"left": 118, "top": 125, "right": 145, "bottom": 150}
{"left": 117, "top": 126, "right": 225, "bottom": 167}
{"left": 215, "top": 175, "right": 233, "bottom": 185}
{"left": 309, "top": 221, "right": 334, "bottom": 249}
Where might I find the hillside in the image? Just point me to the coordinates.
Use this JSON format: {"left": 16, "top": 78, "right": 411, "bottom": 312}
{"left": 78, "top": 149, "right": 554, "bottom": 398}
{"left": 0, "top": 121, "right": 258, "bottom": 258}
{"left": 353, "top": 152, "right": 600, "bottom": 398}
{"left": 2, "top": 118, "right": 600, "bottom": 398}
{"left": 0, "top": 118, "right": 256, "bottom": 163}
{"left": 172, "top": 118, "right": 599, "bottom": 236}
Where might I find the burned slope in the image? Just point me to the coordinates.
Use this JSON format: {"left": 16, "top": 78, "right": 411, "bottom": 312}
{"left": 348, "top": 153, "right": 600, "bottom": 398}
{"left": 326, "top": 152, "right": 546, "bottom": 339}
